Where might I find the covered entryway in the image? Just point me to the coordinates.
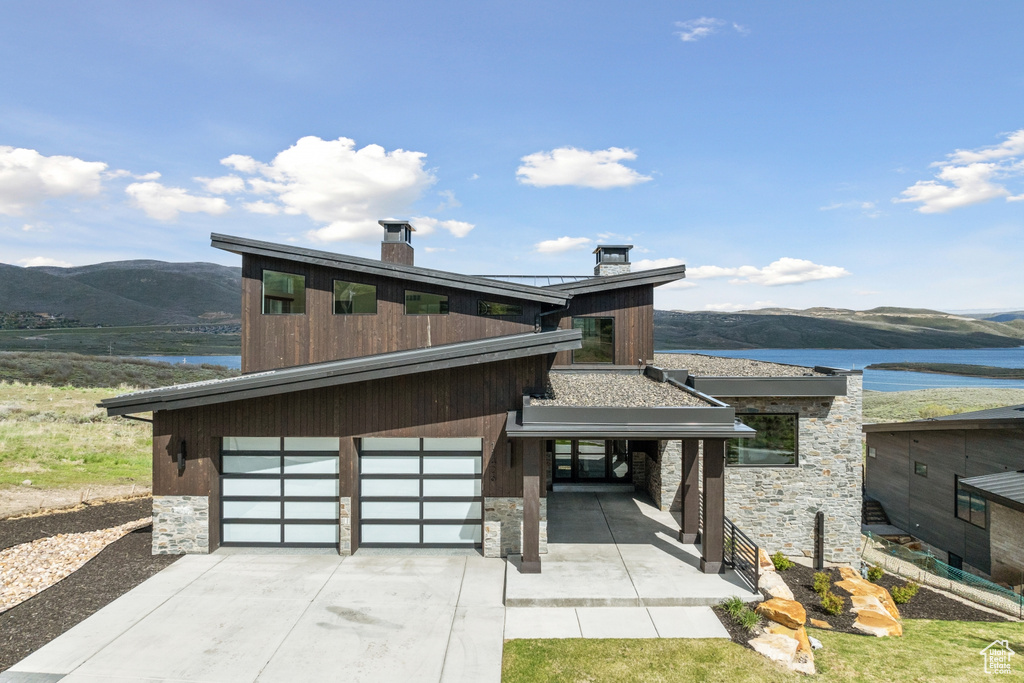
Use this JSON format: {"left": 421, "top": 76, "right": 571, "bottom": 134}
{"left": 358, "top": 437, "right": 483, "bottom": 548}
{"left": 551, "top": 438, "right": 632, "bottom": 484}
{"left": 220, "top": 437, "right": 341, "bottom": 548}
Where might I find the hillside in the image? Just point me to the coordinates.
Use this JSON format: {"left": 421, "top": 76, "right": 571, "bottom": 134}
{"left": 654, "top": 308, "right": 1024, "bottom": 350}
{"left": 0, "top": 260, "right": 241, "bottom": 327}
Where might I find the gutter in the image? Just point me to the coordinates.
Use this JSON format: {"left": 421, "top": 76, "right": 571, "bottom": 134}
{"left": 535, "top": 297, "right": 572, "bottom": 333}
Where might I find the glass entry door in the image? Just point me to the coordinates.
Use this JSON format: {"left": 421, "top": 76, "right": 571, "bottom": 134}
{"left": 552, "top": 439, "right": 631, "bottom": 483}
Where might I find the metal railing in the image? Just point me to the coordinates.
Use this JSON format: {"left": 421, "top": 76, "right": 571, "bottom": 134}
{"left": 725, "top": 516, "right": 760, "bottom": 593}
{"left": 863, "top": 531, "right": 1023, "bottom": 619}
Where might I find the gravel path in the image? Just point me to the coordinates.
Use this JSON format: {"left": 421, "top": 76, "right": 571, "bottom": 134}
{"left": 653, "top": 353, "right": 824, "bottom": 377}
{"left": 534, "top": 372, "right": 710, "bottom": 407}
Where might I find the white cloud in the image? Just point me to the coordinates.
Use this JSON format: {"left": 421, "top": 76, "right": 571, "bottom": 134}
{"left": 435, "top": 189, "right": 461, "bottom": 211}
{"left": 125, "top": 181, "right": 230, "bottom": 221}
{"left": 516, "top": 147, "right": 652, "bottom": 189}
{"left": 18, "top": 256, "right": 72, "bottom": 267}
{"left": 534, "top": 236, "right": 593, "bottom": 253}
{"left": 674, "top": 17, "right": 748, "bottom": 42}
{"left": 243, "top": 200, "right": 283, "bottom": 215}
{"left": 633, "top": 257, "right": 685, "bottom": 271}
{"left": 0, "top": 146, "right": 107, "bottom": 215}
{"left": 220, "top": 136, "right": 436, "bottom": 242}
{"left": 468, "top": 173, "right": 480, "bottom": 181}
{"left": 195, "top": 175, "right": 246, "bottom": 194}
{"left": 895, "top": 129, "right": 1024, "bottom": 213}
{"left": 409, "top": 216, "right": 476, "bottom": 238}
{"left": 820, "top": 200, "right": 880, "bottom": 218}
{"left": 688, "top": 258, "right": 850, "bottom": 286}
{"left": 135, "top": 171, "right": 161, "bottom": 181}
{"left": 424, "top": 247, "right": 455, "bottom": 253}
{"left": 704, "top": 301, "right": 776, "bottom": 312}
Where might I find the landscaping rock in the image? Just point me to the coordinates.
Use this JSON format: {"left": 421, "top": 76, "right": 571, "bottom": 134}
{"left": 768, "top": 623, "right": 813, "bottom": 653}
{"left": 791, "top": 652, "right": 816, "bottom": 676}
{"left": 756, "top": 597, "right": 807, "bottom": 629}
{"left": 760, "top": 570, "right": 795, "bottom": 601}
{"left": 808, "top": 635, "right": 823, "bottom": 650}
{"left": 809, "top": 618, "right": 833, "bottom": 629}
{"left": 853, "top": 608, "right": 903, "bottom": 637}
{"left": 835, "top": 575, "right": 901, "bottom": 621}
{"left": 749, "top": 633, "right": 799, "bottom": 664}
{"left": 758, "top": 547, "right": 775, "bottom": 576}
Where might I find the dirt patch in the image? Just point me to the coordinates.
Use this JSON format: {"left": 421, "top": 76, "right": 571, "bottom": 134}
{"left": 0, "top": 484, "right": 151, "bottom": 520}
{"left": 1, "top": 497, "right": 153, "bottom": 551}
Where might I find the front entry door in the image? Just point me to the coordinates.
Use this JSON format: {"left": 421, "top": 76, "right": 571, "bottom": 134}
{"left": 552, "top": 439, "right": 631, "bottom": 483}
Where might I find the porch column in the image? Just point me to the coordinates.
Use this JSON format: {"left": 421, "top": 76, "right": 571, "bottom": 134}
{"left": 700, "top": 438, "right": 726, "bottom": 574}
{"left": 521, "top": 438, "right": 542, "bottom": 574}
{"left": 679, "top": 439, "right": 701, "bottom": 544}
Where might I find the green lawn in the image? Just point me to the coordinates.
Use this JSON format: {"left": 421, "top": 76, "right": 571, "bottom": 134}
{"left": 502, "top": 620, "right": 1024, "bottom": 682}
{"left": 863, "top": 387, "right": 1024, "bottom": 423}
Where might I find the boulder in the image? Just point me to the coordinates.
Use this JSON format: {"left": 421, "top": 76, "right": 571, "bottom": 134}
{"left": 758, "top": 548, "right": 776, "bottom": 575}
{"left": 835, "top": 576, "right": 901, "bottom": 621}
{"left": 756, "top": 597, "right": 806, "bottom": 629}
{"left": 760, "top": 570, "right": 795, "bottom": 601}
{"left": 808, "top": 635, "right": 823, "bottom": 650}
{"left": 853, "top": 609, "right": 903, "bottom": 637}
{"left": 850, "top": 594, "right": 885, "bottom": 613}
{"left": 791, "top": 652, "right": 816, "bottom": 676}
{"left": 749, "top": 633, "right": 799, "bottom": 664}
{"left": 838, "top": 566, "right": 860, "bottom": 581}
{"left": 809, "top": 618, "right": 833, "bottom": 629}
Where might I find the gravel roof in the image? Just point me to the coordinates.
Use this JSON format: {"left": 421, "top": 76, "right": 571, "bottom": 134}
{"left": 652, "top": 353, "right": 825, "bottom": 377}
{"left": 533, "top": 372, "right": 712, "bottom": 407}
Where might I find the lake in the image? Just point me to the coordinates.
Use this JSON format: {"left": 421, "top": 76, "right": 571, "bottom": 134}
{"left": 141, "top": 347, "right": 1024, "bottom": 392}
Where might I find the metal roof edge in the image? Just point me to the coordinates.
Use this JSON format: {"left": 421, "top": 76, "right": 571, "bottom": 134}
{"left": 863, "top": 418, "right": 1024, "bottom": 433}
{"left": 543, "top": 265, "right": 686, "bottom": 294}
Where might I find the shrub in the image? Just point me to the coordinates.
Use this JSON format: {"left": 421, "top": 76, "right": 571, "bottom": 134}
{"left": 891, "top": 582, "right": 919, "bottom": 604}
{"left": 736, "top": 608, "right": 762, "bottom": 632}
{"left": 721, "top": 596, "right": 745, "bottom": 619}
{"left": 813, "top": 571, "right": 832, "bottom": 596}
{"left": 771, "top": 551, "right": 795, "bottom": 571}
{"left": 820, "top": 590, "right": 845, "bottom": 616}
{"left": 867, "top": 566, "right": 885, "bottom": 583}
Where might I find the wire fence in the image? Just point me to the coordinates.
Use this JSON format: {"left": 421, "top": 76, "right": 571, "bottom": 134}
{"left": 862, "top": 531, "right": 1023, "bottom": 620}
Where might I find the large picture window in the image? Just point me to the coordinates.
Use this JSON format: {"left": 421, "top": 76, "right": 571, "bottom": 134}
{"left": 955, "top": 476, "right": 987, "bottom": 529}
{"left": 572, "top": 317, "right": 614, "bottom": 363}
{"left": 262, "top": 270, "right": 305, "bottom": 315}
{"left": 405, "top": 290, "right": 449, "bottom": 315}
{"left": 478, "top": 300, "right": 523, "bottom": 317}
{"left": 728, "top": 414, "right": 798, "bottom": 466}
{"left": 334, "top": 281, "right": 377, "bottom": 314}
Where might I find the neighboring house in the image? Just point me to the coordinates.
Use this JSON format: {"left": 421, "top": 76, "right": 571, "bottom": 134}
{"left": 864, "top": 405, "right": 1024, "bottom": 586}
{"left": 101, "top": 221, "right": 863, "bottom": 575}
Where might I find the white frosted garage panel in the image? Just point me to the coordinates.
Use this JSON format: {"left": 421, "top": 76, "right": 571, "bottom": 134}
{"left": 284, "top": 437, "right": 340, "bottom": 452}
{"left": 223, "top": 524, "right": 280, "bottom": 543}
{"left": 284, "top": 524, "right": 338, "bottom": 543}
{"left": 222, "top": 437, "right": 279, "bottom": 452}
{"left": 284, "top": 479, "right": 339, "bottom": 497}
{"left": 360, "top": 456, "right": 420, "bottom": 474}
{"left": 223, "top": 501, "right": 281, "bottom": 520}
{"left": 360, "top": 501, "right": 419, "bottom": 519}
{"left": 423, "top": 456, "right": 480, "bottom": 475}
{"left": 423, "top": 524, "right": 481, "bottom": 544}
{"left": 361, "top": 438, "right": 420, "bottom": 451}
{"left": 360, "top": 524, "right": 420, "bottom": 543}
{"left": 422, "top": 437, "right": 482, "bottom": 451}
{"left": 223, "top": 455, "right": 280, "bottom": 475}
{"left": 422, "top": 479, "right": 480, "bottom": 497}
{"left": 284, "top": 501, "right": 338, "bottom": 519}
{"left": 361, "top": 479, "right": 419, "bottom": 497}
{"left": 423, "top": 501, "right": 481, "bottom": 520}
{"left": 284, "top": 455, "right": 338, "bottom": 474}
{"left": 222, "top": 478, "right": 280, "bottom": 496}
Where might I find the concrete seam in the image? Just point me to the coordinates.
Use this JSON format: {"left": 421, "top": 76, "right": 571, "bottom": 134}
{"left": 574, "top": 608, "right": 584, "bottom": 638}
{"left": 438, "top": 557, "right": 469, "bottom": 681}
{"left": 595, "top": 493, "right": 642, "bottom": 607}
{"left": 647, "top": 607, "right": 662, "bottom": 638}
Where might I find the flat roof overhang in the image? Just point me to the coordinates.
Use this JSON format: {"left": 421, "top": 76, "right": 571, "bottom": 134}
{"left": 863, "top": 419, "right": 1024, "bottom": 433}
{"left": 505, "top": 402, "right": 756, "bottom": 439}
{"left": 688, "top": 375, "right": 848, "bottom": 398}
{"left": 959, "top": 471, "right": 1024, "bottom": 514}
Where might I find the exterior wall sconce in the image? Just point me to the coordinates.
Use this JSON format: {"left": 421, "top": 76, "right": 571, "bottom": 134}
{"left": 177, "top": 440, "right": 187, "bottom": 475}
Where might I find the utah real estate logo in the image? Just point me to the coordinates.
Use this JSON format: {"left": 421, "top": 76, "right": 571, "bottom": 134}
{"left": 980, "top": 640, "right": 1015, "bottom": 675}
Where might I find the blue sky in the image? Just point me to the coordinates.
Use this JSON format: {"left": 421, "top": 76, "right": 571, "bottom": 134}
{"left": 1, "top": 2, "right": 1022, "bottom": 312}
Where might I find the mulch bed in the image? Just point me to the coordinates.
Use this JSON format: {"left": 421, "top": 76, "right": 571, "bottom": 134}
{"left": 1, "top": 497, "right": 153, "bottom": 550}
{"left": 0, "top": 500, "right": 178, "bottom": 672}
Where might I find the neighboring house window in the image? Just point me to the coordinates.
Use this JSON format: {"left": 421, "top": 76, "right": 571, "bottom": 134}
{"left": 914, "top": 462, "right": 928, "bottom": 477}
{"left": 955, "top": 476, "right": 987, "bottom": 529}
{"left": 334, "top": 281, "right": 377, "bottom": 315}
{"left": 572, "top": 317, "right": 614, "bottom": 363}
{"left": 868, "top": 447, "right": 876, "bottom": 458}
{"left": 405, "top": 290, "right": 449, "bottom": 315}
{"left": 262, "top": 270, "right": 305, "bottom": 314}
{"left": 727, "top": 414, "right": 798, "bottom": 466}
{"left": 478, "top": 300, "right": 523, "bottom": 317}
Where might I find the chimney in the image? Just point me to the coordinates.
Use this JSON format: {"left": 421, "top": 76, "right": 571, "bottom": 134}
{"left": 379, "top": 220, "right": 415, "bottom": 266}
{"left": 593, "top": 245, "right": 632, "bottom": 276}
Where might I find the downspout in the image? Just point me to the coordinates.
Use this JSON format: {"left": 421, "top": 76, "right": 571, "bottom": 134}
{"left": 535, "top": 295, "right": 572, "bottom": 333}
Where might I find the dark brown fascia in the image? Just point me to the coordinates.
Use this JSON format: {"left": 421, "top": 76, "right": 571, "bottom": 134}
{"left": 542, "top": 264, "right": 687, "bottom": 294}
{"left": 211, "top": 233, "right": 570, "bottom": 306}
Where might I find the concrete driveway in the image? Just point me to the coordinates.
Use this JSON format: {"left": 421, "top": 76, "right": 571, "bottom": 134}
{"left": 4, "top": 552, "right": 506, "bottom": 683}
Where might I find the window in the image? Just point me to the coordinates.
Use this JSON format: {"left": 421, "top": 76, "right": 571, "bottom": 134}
{"left": 868, "top": 447, "right": 877, "bottom": 458}
{"left": 334, "top": 281, "right": 377, "bottom": 314}
{"left": 478, "top": 300, "right": 523, "bottom": 317}
{"left": 955, "top": 476, "right": 987, "bottom": 529}
{"left": 914, "top": 462, "right": 928, "bottom": 477}
{"left": 572, "top": 317, "right": 614, "bottom": 363}
{"left": 262, "top": 270, "right": 305, "bottom": 314}
{"left": 405, "top": 291, "right": 449, "bottom": 315}
{"left": 727, "top": 414, "right": 798, "bottom": 466}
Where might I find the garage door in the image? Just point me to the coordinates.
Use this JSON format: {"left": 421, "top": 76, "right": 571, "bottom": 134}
{"left": 220, "top": 437, "right": 340, "bottom": 548}
{"left": 359, "top": 437, "right": 483, "bottom": 547}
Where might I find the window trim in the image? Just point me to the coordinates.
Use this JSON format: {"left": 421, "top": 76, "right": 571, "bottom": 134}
{"left": 914, "top": 461, "right": 928, "bottom": 478}
{"left": 333, "top": 279, "right": 378, "bottom": 315}
{"left": 571, "top": 316, "right": 615, "bottom": 364}
{"left": 261, "top": 269, "right": 307, "bottom": 316}
{"left": 404, "top": 289, "right": 450, "bottom": 316}
{"left": 727, "top": 413, "right": 799, "bottom": 468}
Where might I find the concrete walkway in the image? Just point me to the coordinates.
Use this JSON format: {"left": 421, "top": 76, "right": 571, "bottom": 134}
{"left": 505, "top": 606, "right": 730, "bottom": 639}
{"left": 505, "top": 492, "right": 763, "bottom": 607}
{"left": 4, "top": 553, "right": 506, "bottom": 683}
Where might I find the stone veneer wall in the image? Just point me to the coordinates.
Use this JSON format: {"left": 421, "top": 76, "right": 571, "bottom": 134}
{"left": 631, "top": 449, "right": 646, "bottom": 490}
{"left": 152, "top": 495, "right": 209, "bottom": 555}
{"left": 483, "top": 497, "right": 548, "bottom": 558}
{"left": 646, "top": 440, "right": 681, "bottom": 511}
{"left": 339, "top": 496, "right": 352, "bottom": 556}
{"left": 989, "top": 502, "right": 1024, "bottom": 586}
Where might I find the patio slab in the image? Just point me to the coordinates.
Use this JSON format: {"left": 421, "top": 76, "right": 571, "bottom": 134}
{"left": 502, "top": 606, "right": 730, "bottom": 639}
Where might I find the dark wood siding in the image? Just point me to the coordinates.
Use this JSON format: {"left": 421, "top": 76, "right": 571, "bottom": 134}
{"left": 551, "top": 286, "right": 654, "bottom": 366}
{"left": 865, "top": 432, "right": 910, "bottom": 530}
{"left": 152, "top": 354, "right": 551, "bottom": 548}
{"left": 242, "top": 255, "right": 541, "bottom": 372}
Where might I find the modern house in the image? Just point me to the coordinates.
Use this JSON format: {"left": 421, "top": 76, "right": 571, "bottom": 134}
{"left": 101, "top": 221, "right": 863, "bottom": 577}
{"left": 864, "top": 405, "right": 1024, "bottom": 586}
